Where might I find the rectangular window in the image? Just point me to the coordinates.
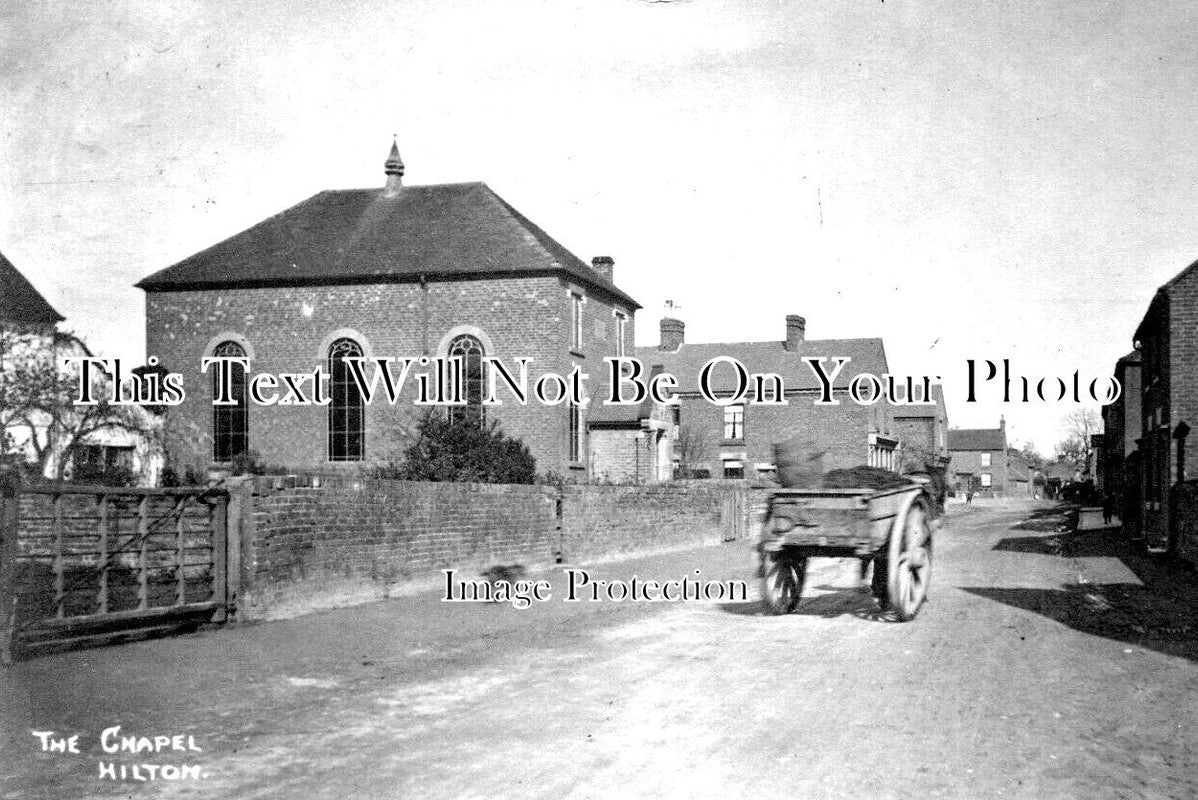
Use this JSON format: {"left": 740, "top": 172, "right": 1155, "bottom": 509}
{"left": 614, "top": 311, "right": 627, "bottom": 358}
{"left": 569, "top": 403, "right": 582, "bottom": 462}
{"left": 981, "top": 453, "right": 992, "bottom": 467}
{"left": 723, "top": 404, "right": 744, "bottom": 440}
{"left": 980, "top": 473, "right": 992, "bottom": 487}
{"left": 723, "top": 460, "right": 744, "bottom": 479}
{"left": 571, "top": 292, "right": 584, "bottom": 352}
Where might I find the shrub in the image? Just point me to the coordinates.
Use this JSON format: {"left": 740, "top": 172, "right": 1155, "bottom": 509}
{"left": 399, "top": 412, "right": 536, "bottom": 484}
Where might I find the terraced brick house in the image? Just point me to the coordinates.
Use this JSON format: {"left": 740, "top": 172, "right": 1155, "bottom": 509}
{"left": 634, "top": 314, "right": 910, "bottom": 481}
{"left": 948, "top": 420, "right": 1008, "bottom": 497}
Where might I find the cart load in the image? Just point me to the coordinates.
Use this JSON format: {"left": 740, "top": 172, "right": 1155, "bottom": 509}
{"left": 759, "top": 464, "right": 937, "bottom": 622}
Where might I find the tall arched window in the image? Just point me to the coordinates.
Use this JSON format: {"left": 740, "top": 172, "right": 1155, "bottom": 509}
{"left": 448, "top": 334, "right": 485, "bottom": 427}
{"left": 211, "top": 340, "right": 248, "bottom": 462}
{"left": 328, "top": 337, "right": 365, "bottom": 461}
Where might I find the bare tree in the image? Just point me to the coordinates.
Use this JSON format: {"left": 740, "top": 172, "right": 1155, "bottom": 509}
{"left": 1055, "top": 408, "right": 1101, "bottom": 476}
{"left": 673, "top": 423, "right": 710, "bottom": 477}
{"left": 0, "top": 328, "right": 157, "bottom": 479}
{"left": 1019, "top": 441, "right": 1046, "bottom": 472}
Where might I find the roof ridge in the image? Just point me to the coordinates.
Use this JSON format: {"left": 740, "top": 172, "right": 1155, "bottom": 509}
{"left": 329, "top": 181, "right": 488, "bottom": 193}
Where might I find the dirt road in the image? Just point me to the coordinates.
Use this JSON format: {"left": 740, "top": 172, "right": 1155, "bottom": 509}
{"left": 2, "top": 500, "right": 1195, "bottom": 799}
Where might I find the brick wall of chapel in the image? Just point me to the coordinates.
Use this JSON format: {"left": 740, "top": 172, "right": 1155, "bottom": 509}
{"left": 145, "top": 275, "right": 635, "bottom": 475}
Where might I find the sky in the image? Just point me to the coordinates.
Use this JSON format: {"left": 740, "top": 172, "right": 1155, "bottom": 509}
{"left": 3, "top": 0, "right": 1198, "bottom": 454}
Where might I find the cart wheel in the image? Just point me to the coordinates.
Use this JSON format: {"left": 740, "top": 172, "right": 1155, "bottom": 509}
{"left": 884, "top": 500, "right": 933, "bottom": 621}
{"left": 761, "top": 553, "right": 806, "bottom": 615}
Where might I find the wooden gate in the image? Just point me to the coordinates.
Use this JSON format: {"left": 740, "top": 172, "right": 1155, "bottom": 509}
{"left": 1, "top": 474, "right": 230, "bottom": 662}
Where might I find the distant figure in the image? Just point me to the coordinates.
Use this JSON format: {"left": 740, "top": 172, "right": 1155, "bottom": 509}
{"left": 965, "top": 487, "right": 974, "bottom": 505}
{"left": 1103, "top": 493, "right": 1115, "bottom": 526}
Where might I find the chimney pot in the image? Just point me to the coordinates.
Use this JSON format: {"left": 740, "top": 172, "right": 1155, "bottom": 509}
{"left": 659, "top": 317, "right": 685, "bottom": 351}
{"left": 785, "top": 315, "right": 806, "bottom": 351}
{"left": 591, "top": 256, "right": 614, "bottom": 283}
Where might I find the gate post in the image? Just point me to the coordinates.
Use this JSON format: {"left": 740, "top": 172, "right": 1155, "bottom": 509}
{"left": 223, "top": 476, "right": 254, "bottom": 620}
{"left": 1, "top": 466, "right": 21, "bottom": 665}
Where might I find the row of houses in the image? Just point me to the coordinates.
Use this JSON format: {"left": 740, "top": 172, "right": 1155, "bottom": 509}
{"left": 1097, "top": 261, "right": 1198, "bottom": 560}
{"left": 4, "top": 141, "right": 955, "bottom": 485}
{"left": 940, "top": 416, "right": 1045, "bottom": 498}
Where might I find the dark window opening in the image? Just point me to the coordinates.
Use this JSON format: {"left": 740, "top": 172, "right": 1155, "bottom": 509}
{"left": 448, "top": 334, "right": 486, "bottom": 427}
{"left": 212, "top": 340, "right": 248, "bottom": 462}
{"left": 328, "top": 337, "right": 365, "bottom": 461}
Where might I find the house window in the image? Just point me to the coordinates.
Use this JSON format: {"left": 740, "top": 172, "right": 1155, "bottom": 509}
{"left": 723, "top": 460, "right": 744, "bottom": 479}
{"left": 569, "top": 402, "right": 583, "bottom": 463}
{"left": 73, "top": 444, "right": 134, "bottom": 476}
{"left": 980, "top": 473, "right": 992, "bottom": 487}
{"left": 328, "top": 338, "right": 365, "bottom": 461}
{"left": 724, "top": 404, "right": 745, "bottom": 440}
{"left": 211, "top": 340, "right": 248, "bottom": 462}
{"left": 448, "top": 334, "right": 486, "bottom": 427}
{"left": 981, "top": 453, "right": 992, "bottom": 467}
{"left": 614, "top": 311, "right": 627, "bottom": 358}
{"left": 571, "top": 292, "right": 585, "bottom": 352}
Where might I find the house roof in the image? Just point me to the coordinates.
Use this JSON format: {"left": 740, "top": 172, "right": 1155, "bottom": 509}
{"left": 0, "top": 250, "right": 63, "bottom": 324}
{"left": 890, "top": 383, "right": 945, "bottom": 419}
{"left": 631, "top": 337, "right": 888, "bottom": 394}
{"left": 947, "top": 427, "right": 1005, "bottom": 452}
{"left": 587, "top": 365, "right": 664, "bottom": 427}
{"left": 136, "top": 182, "right": 640, "bottom": 309}
{"left": 1133, "top": 257, "right": 1198, "bottom": 342}
{"left": 1006, "top": 448, "right": 1031, "bottom": 481}
{"left": 1115, "top": 349, "right": 1141, "bottom": 368}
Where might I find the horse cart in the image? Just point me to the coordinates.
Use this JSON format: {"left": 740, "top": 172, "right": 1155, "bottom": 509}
{"left": 758, "top": 481, "right": 937, "bottom": 621}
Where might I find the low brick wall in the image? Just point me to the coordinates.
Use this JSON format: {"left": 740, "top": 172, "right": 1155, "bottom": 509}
{"left": 237, "top": 478, "right": 752, "bottom": 620}
{"left": 559, "top": 482, "right": 748, "bottom": 562}
{"left": 241, "top": 479, "right": 558, "bottom": 619}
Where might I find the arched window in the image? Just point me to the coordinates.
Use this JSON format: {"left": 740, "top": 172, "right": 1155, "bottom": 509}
{"left": 211, "top": 340, "right": 248, "bottom": 462}
{"left": 328, "top": 338, "right": 365, "bottom": 461}
{"left": 448, "top": 334, "right": 485, "bottom": 427}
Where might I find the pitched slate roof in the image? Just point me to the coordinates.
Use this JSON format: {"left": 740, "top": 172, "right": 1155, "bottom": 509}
{"left": 1006, "top": 448, "right": 1031, "bottom": 481}
{"left": 891, "top": 383, "right": 945, "bottom": 418}
{"left": 136, "top": 182, "right": 640, "bottom": 308}
{"left": 0, "top": 250, "right": 63, "bottom": 324}
{"left": 632, "top": 337, "right": 888, "bottom": 393}
{"left": 1115, "top": 349, "right": 1141, "bottom": 367}
{"left": 1133, "top": 257, "right": 1198, "bottom": 342}
{"left": 947, "top": 428, "right": 1005, "bottom": 452}
{"left": 587, "top": 365, "right": 664, "bottom": 427}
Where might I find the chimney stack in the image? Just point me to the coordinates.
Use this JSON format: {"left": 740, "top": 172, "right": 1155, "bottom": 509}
{"left": 659, "top": 317, "right": 685, "bottom": 351}
{"left": 591, "top": 256, "right": 614, "bottom": 283}
{"left": 384, "top": 138, "right": 405, "bottom": 197}
{"left": 784, "top": 315, "right": 806, "bottom": 351}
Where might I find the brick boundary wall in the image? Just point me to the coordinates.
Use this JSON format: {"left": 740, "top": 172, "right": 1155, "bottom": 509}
{"left": 559, "top": 482, "right": 750, "bottom": 563}
{"left": 236, "top": 477, "right": 752, "bottom": 620}
{"left": 240, "top": 478, "right": 559, "bottom": 619}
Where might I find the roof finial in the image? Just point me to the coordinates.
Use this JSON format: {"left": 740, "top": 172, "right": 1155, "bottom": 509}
{"left": 384, "top": 136, "right": 404, "bottom": 196}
